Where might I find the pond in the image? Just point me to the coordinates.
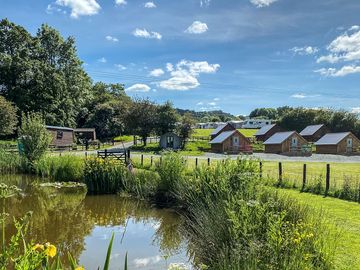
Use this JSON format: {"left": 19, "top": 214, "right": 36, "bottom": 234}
{"left": 1, "top": 174, "right": 192, "bottom": 269}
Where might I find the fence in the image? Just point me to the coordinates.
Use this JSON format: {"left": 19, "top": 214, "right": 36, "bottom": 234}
{"left": 129, "top": 154, "right": 360, "bottom": 202}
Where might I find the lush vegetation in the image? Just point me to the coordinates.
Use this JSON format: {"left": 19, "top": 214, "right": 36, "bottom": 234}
{"left": 281, "top": 189, "right": 360, "bottom": 269}
{"left": 81, "top": 154, "right": 337, "bottom": 269}
{"left": 192, "top": 128, "right": 258, "bottom": 138}
{"left": 0, "top": 96, "right": 17, "bottom": 136}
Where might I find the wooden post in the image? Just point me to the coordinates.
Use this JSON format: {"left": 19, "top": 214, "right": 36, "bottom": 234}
{"left": 127, "top": 149, "right": 131, "bottom": 160}
{"left": 141, "top": 154, "right": 144, "bottom": 166}
{"left": 151, "top": 156, "right": 153, "bottom": 167}
{"left": 195, "top": 158, "right": 198, "bottom": 168}
{"left": 325, "top": 164, "right": 330, "bottom": 196}
{"left": 105, "top": 149, "right": 108, "bottom": 158}
{"left": 278, "top": 162, "right": 282, "bottom": 186}
{"left": 302, "top": 164, "right": 307, "bottom": 191}
{"left": 259, "top": 161, "right": 263, "bottom": 179}
{"left": 207, "top": 158, "right": 210, "bottom": 166}
{"left": 160, "top": 156, "right": 162, "bottom": 165}
{"left": 85, "top": 152, "right": 88, "bottom": 159}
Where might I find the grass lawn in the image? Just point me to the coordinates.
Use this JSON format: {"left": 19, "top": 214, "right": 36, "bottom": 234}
{"left": 263, "top": 161, "right": 360, "bottom": 192}
{"left": 192, "top": 128, "right": 258, "bottom": 139}
{"left": 113, "top": 135, "right": 133, "bottom": 143}
{"left": 281, "top": 189, "right": 360, "bottom": 270}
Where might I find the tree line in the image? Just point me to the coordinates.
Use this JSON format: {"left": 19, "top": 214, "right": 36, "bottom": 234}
{"left": 0, "top": 19, "right": 193, "bottom": 143}
{"left": 250, "top": 106, "right": 360, "bottom": 137}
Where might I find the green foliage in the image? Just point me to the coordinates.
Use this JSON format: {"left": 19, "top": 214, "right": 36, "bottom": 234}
{"left": 0, "top": 96, "right": 17, "bottom": 136}
{"left": 0, "top": 19, "right": 92, "bottom": 127}
{"left": 34, "top": 155, "right": 84, "bottom": 182}
{"left": 177, "top": 113, "right": 195, "bottom": 148}
{"left": 113, "top": 135, "right": 133, "bottom": 142}
{"left": 155, "top": 101, "right": 179, "bottom": 135}
{"left": 249, "top": 107, "right": 278, "bottom": 119}
{"left": 84, "top": 157, "right": 128, "bottom": 194}
{"left": 0, "top": 149, "right": 21, "bottom": 173}
{"left": 18, "top": 113, "right": 52, "bottom": 166}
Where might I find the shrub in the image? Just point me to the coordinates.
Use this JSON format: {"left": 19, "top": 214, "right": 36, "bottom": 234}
{"left": 84, "top": 157, "right": 127, "bottom": 194}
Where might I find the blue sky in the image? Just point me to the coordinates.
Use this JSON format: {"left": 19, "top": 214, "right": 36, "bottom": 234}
{"left": 1, "top": 0, "right": 360, "bottom": 115}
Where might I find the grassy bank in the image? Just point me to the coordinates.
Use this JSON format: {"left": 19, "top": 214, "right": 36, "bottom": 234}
{"left": 281, "top": 189, "right": 360, "bottom": 270}
{"left": 82, "top": 154, "right": 337, "bottom": 269}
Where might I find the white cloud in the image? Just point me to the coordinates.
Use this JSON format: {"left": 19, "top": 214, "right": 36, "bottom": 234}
{"left": 144, "top": 2, "right": 156, "bottom": 8}
{"left": 105, "top": 35, "right": 119, "bottom": 42}
{"left": 197, "top": 102, "right": 204, "bottom": 105}
{"left": 351, "top": 107, "right": 360, "bottom": 114}
{"left": 55, "top": 0, "right": 100, "bottom": 18}
{"left": 133, "top": 255, "right": 161, "bottom": 267}
{"left": 115, "top": 0, "right": 127, "bottom": 6}
{"left": 291, "top": 93, "right": 320, "bottom": 99}
{"left": 166, "top": 63, "right": 174, "bottom": 72}
{"left": 126, "top": 83, "right": 151, "bottom": 92}
{"left": 114, "top": 64, "right": 127, "bottom": 70}
{"left": 158, "top": 60, "right": 220, "bottom": 91}
{"left": 132, "top": 28, "right": 162, "bottom": 40}
{"left": 317, "top": 26, "right": 360, "bottom": 64}
{"left": 315, "top": 65, "right": 360, "bottom": 77}
{"left": 149, "top": 68, "right": 164, "bottom": 77}
{"left": 290, "top": 46, "right": 319, "bottom": 55}
{"left": 185, "top": 21, "right": 208, "bottom": 34}
{"left": 208, "top": 102, "right": 217, "bottom": 106}
{"left": 250, "top": 0, "right": 278, "bottom": 8}
{"left": 200, "top": 0, "right": 211, "bottom": 7}
{"left": 213, "top": 97, "right": 220, "bottom": 101}
{"left": 97, "top": 57, "right": 107, "bottom": 63}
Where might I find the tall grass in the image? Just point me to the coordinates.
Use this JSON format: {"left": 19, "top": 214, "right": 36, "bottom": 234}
{"left": 0, "top": 149, "right": 21, "bottom": 174}
{"left": 34, "top": 155, "right": 85, "bottom": 182}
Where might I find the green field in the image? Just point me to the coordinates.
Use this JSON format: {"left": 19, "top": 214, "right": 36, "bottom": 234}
{"left": 282, "top": 189, "right": 360, "bottom": 269}
{"left": 192, "top": 128, "right": 258, "bottom": 138}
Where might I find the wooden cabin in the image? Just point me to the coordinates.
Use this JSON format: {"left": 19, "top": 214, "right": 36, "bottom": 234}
{"left": 314, "top": 132, "right": 360, "bottom": 154}
{"left": 263, "top": 131, "right": 309, "bottom": 155}
{"left": 210, "top": 123, "right": 236, "bottom": 140}
{"left": 46, "top": 126, "right": 74, "bottom": 147}
{"left": 254, "top": 124, "right": 283, "bottom": 142}
{"left": 209, "top": 130, "right": 252, "bottom": 154}
{"left": 159, "top": 132, "right": 183, "bottom": 150}
{"left": 299, "top": 124, "right": 329, "bottom": 142}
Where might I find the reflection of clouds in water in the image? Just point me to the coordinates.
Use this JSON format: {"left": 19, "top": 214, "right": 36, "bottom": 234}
{"left": 133, "top": 255, "right": 162, "bottom": 267}
{"left": 168, "top": 263, "right": 189, "bottom": 270}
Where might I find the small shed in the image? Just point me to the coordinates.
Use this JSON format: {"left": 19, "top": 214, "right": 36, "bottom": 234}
{"left": 314, "top": 132, "right": 360, "bottom": 154}
{"left": 74, "top": 128, "right": 97, "bottom": 141}
{"left": 255, "top": 124, "right": 283, "bottom": 142}
{"left": 264, "top": 131, "right": 309, "bottom": 155}
{"left": 159, "top": 132, "right": 183, "bottom": 150}
{"left": 300, "top": 124, "right": 329, "bottom": 142}
{"left": 210, "top": 123, "right": 236, "bottom": 140}
{"left": 209, "top": 130, "right": 252, "bottom": 154}
{"left": 46, "top": 126, "right": 74, "bottom": 147}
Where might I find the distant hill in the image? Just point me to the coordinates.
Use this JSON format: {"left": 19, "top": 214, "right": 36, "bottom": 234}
{"left": 176, "top": 109, "right": 240, "bottom": 122}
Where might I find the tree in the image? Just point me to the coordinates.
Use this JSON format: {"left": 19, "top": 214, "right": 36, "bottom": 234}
{"left": 18, "top": 113, "right": 52, "bottom": 166}
{"left": 125, "top": 99, "right": 157, "bottom": 146}
{"left": 177, "top": 113, "right": 195, "bottom": 148}
{"left": 155, "top": 101, "right": 179, "bottom": 135}
{"left": 0, "top": 19, "right": 92, "bottom": 127}
{"left": 0, "top": 96, "right": 17, "bottom": 136}
{"left": 249, "top": 108, "right": 278, "bottom": 119}
{"left": 278, "top": 108, "right": 318, "bottom": 132}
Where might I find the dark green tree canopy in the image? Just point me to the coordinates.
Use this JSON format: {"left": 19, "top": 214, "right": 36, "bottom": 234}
{"left": 0, "top": 19, "right": 92, "bottom": 127}
{"left": 0, "top": 96, "right": 18, "bottom": 136}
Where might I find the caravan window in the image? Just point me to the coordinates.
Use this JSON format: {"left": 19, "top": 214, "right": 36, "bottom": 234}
{"left": 56, "top": 131, "right": 63, "bottom": 139}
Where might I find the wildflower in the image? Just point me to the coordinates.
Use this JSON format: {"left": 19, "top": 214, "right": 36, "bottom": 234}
{"left": 75, "top": 267, "right": 85, "bottom": 270}
{"left": 32, "top": 244, "right": 44, "bottom": 252}
{"left": 44, "top": 243, "right": 57, "bottom": 258}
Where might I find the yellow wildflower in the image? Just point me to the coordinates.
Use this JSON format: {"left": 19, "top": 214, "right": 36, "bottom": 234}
{"left": 44, "top": 243, "right": 57, "bottom": 258}
{"left": 75, "top": 267, "right": 85, "bottom": 270}
{"left": 32, "top": 244, "right": 44, "bottom": 252}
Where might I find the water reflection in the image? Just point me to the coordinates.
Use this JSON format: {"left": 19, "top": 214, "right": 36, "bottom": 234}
{"left": 1, "top": 174, "right": 191, "bottom": 269}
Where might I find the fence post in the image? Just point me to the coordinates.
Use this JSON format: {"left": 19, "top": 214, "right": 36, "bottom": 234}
{"left": 325, "top": 164, "right": 330, "bottom": 196}
{"left": 151, "top": 156, "right": 153, "bottom": 167}
{"left": 127, "top": 149, "right": 131, "bottom": 160}
{"left": 141, "top": 154, "right": 144, "bottom": 166}
{"left": 259, "top": 161, "right": 263, "bottom": 179}
{"left": 302, "top": 164, "right": 307, "bottom": 191}
{"left": 195, "top": 158, "right": 198, "bottom": 168}
{"left": 160, "top": 156, "right": 162, "bottom": 165}
{"left": 278, "top": 162, "right": 282, "bottom": 186}
{"left": 105, "top": 149, "right": 108, "bottom": 158}
{"left": 85, "top": 152, "right": 88, "bottom": 159}
{"left": 207, "top": 158, "right": 210, "bottom": 166}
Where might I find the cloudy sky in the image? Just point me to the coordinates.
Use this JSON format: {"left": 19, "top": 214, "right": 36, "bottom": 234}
{"left": 1, "top": 0, "right": 360, "bottom": 115}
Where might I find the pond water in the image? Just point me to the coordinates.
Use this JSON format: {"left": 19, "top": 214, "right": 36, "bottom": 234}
{"left": 1, "top": 174, "right": 192, "bottom": 269}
